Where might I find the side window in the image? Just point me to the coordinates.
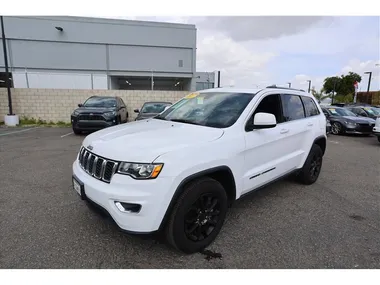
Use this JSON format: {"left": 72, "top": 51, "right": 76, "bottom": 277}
{"left": 357, "top": 109, "right": 367, "bottom": 116}
{"left": 301, "top": 96, "right": 320, "bottom": 117}
{"left": 251, "top": 94, "right": 284, "bottom": 124}
{"left": 281, "top": 94, "right": 305, "bottom": 121}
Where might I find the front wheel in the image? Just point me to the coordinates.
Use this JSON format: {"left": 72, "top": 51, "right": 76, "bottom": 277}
{"left": 296, "top": 144, "right": 323, "bottom": 185}
{"left": 331, "top": 122, "right": 344, "bottom": 135}
{"left": 165, "top": 177, "right": 228, "bottom": 254}
{"left": 72, "top": 127, "right": 81, "bottom": 135}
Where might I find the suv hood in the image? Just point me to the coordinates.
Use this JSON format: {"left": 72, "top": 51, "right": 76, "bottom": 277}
{"left": 135, "top": 113, "right": 159, "bottom": 120}
{"left": 82, "top": 119, "right": 224, "bottom": 162}
{"left": 74, "top": 107, "right": 116, "bottom": 114}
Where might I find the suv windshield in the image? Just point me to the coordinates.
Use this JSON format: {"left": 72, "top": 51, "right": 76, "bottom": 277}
{"left": 83, "top": 97, "right": 117, "bottom": 108}
{"left": 141, "top": 102, "right": 171, "bottom": 114}
{"left": 155, "top": 92, "right": 256, "bottom": 128}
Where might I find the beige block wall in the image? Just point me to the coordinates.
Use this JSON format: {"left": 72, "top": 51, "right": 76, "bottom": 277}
{"left": 0, "top": 88, "right": 190, "bottom": 123}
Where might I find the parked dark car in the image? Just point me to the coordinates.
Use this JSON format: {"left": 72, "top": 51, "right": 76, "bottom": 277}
{"left": 134, "top": 101, "right": 172, "bottom": 121}
{"left": 321, "top": 107, "right": 376, "bottom": 135}
{"left": 71, "top": 96, "right": 129, "bottom": 134}
{"left": 326, "top": 118, "right": 332, "bottom": 135}
{"left": 345, "top": 106, "right": 380, "bottom": 120}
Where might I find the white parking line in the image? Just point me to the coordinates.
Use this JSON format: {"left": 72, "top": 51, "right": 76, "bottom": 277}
{"left": 61, "top": 132, "right": 73, "bottom": 138}
{"left": 328, "top": 140, "right": 340, "bottom": 144}
{"left": 0, "top": 127, "right": 40, "bottom": 137}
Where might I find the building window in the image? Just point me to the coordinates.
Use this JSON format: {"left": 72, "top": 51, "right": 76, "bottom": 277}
{"left": 178, "top": 60, "right": 183, "bottom": 67}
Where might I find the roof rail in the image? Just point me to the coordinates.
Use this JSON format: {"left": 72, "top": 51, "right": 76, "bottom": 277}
{"left": 265, "top": 85, "right": 306, "bottom": 92}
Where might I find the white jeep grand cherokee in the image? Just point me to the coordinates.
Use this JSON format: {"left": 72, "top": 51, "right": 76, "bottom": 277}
{"left": 72, "top": 86, "right": 327, "bottom": 254}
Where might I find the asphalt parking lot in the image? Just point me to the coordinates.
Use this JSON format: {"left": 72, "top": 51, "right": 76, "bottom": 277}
{"left": 0, "top": 126, "right": 379, "bottom": 269}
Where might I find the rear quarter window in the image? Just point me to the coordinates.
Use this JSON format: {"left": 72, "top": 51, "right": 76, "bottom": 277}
{"left": 301, "top": 96, "right": 320, "bottom": 117}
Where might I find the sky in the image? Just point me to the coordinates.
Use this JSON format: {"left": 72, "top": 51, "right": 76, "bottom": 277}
{"left": 4, "top": 13, "right": 376, "bottom": 92}
{"left": 117, "top": 16, "right": 380, "bottom": 92}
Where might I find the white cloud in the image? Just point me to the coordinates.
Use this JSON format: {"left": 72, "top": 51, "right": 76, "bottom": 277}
{"left": 196, "top": 31, "right": 277, "bottom": 87}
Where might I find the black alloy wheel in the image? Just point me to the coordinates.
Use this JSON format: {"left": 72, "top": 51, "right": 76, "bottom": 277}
{"left": 309, "top": 152, "right": 322, "bottom": 182}
{"left": 165, "top": 177, "right": 228, "bottom": 254}
{"left": 184, "top": 193, "right": 221, "bottom": 242}
{"left": 296, "top": 144, "right": 323, "bottom": 185}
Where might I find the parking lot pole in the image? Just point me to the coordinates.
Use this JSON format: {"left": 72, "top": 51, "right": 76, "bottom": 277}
{"left": 0, "top": 16, "right": 13, "bottom": 115}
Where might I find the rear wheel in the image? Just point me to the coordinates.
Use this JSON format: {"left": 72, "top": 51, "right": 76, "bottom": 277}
{"left": 165, "top": 177, "right": 228, "bottom": 254}
{"left": 296, "top": 144, "right": 323, "bottom": 185}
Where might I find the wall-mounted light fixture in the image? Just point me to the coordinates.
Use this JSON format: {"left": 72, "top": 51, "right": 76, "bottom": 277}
{"left": 55, "top": 26, "right": 63, "bottom": 32}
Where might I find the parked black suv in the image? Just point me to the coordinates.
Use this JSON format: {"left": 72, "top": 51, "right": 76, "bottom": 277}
{"left": 71, "top": 96, "right": 128, "bottom": 134}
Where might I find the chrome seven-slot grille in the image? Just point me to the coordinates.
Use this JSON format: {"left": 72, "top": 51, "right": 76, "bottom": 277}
{"left": 78, "top": 147, "right": 119, "bottom": 183}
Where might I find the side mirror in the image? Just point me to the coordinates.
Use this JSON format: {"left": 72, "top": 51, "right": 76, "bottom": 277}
{"left": 78, "top": 103, "right": 83, "bottom": 107}
{"left": 134, "top": 109, "right": 139, "bottom": 113}
{"left": 246, "top": 112, "right": 277, "bottom": 131}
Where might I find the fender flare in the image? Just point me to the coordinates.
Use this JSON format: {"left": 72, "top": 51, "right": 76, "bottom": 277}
{"left": 157, "top": 165, "right": 236, "bottom": 231}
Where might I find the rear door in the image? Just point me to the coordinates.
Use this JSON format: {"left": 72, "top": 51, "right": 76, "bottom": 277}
{"left": 279, "top": 93, "right": 309, "bottom": 169}
{"left": 300, "top": 95, "right": 323, "bottom": 154}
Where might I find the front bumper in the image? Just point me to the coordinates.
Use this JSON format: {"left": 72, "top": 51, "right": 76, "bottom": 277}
{"left": 326, "top": 124, "right": 331, "bottom": 134}
{"left": 344, "top": 123, "right": 375, "bottom": 134}
{"left": 71, "top": 116, "right": 117, "bottom": 131}
{"left": 72, "top": 160, "right": 175, "bottom": 233}
{"left": 373, "top": 126, "right": 380, "bottom": 136}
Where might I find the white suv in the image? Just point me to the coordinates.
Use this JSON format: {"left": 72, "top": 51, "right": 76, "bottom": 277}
{"left": 72, "top": 87, "right": 327, "bottom": 253}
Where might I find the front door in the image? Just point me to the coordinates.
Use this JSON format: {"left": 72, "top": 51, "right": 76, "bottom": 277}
{"left": 242, "top": 93, "right": 293, "bottom": 195}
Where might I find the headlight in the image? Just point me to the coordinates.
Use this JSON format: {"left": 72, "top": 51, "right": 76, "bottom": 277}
{"left": 118, "top": 162, "right": 163, "bottom": 179}
{"left": 104, "top": 111, "right": 117, "bottom": 117}
{"left": 72, "top": 110, "right": 80, "bottom": 116}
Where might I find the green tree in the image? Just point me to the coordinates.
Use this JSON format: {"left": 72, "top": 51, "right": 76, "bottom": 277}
{"left": 322, "top": 72, "right": 362, "bottom": 97}
{"left": 311, "top": 87, "right": 331, "bottom": 103}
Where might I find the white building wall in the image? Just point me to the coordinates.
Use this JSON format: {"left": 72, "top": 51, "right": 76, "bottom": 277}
{"left": 12, "top": 71, "right": 108, "bottom": 90}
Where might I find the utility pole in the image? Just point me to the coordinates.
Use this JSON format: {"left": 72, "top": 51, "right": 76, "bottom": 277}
{"left": 307, "top": 80, "right": 311, "bottom": 93}
{"left": 364, "top": 71, "right": 372, "bottom": 94}
{"left": 1, "top": 16, "right": 13, "bottom": 115}
{"left": 151, "top": 70, "right": 154, "bottom": 90}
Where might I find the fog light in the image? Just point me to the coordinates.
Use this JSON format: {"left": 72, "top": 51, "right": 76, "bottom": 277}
{"left": 115, "top": 201, "right": 141, "bottom": 213}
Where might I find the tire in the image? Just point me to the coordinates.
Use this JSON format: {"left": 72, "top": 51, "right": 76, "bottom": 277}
{"left": 296, "top": 144, "right": 323, "bottom": 185}
{"left": 73, "top": 128, "right": 81, "bottom": 135}
{"left": 331, "top": 122, "right": 344, "bottom": 135}
{"left": 165, "top": 177, "right": 228, "bottom": 254}
{"left": 377, "top": 136, "right": 380, "bottom": 143}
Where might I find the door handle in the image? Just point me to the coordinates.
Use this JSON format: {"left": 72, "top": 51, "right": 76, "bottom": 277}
{"left": 280, "top": 129, "right": 289, "bottom": 134}
{"left": 307, "top": 122, "right": 313, "bottom": 126}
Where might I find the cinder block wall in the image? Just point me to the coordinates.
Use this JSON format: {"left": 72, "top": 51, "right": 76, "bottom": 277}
{"left": 0, "top": 88, "right": 189, "bottom": 123}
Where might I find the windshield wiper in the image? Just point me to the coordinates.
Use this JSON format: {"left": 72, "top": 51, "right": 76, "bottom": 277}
{"left": 170, "top": 119, "right": 202, "bottom": 126}
{"left": 153, "top": 115, "right": 168, "bottom": 120}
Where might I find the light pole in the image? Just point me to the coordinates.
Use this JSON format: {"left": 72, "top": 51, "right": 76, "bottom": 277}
{"left": 364, "top": 71, "right": 372, "bottom": 94}
{"left": 1, "top": 16, "right": 13, "bottom": 116}
{"left": 306, "top": 80, "right": 311, "bottom": 93}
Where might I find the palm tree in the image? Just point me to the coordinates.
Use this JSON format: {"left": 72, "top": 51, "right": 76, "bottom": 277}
{"left": 311, "top": 87, "right": 331, "bottom": 103}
